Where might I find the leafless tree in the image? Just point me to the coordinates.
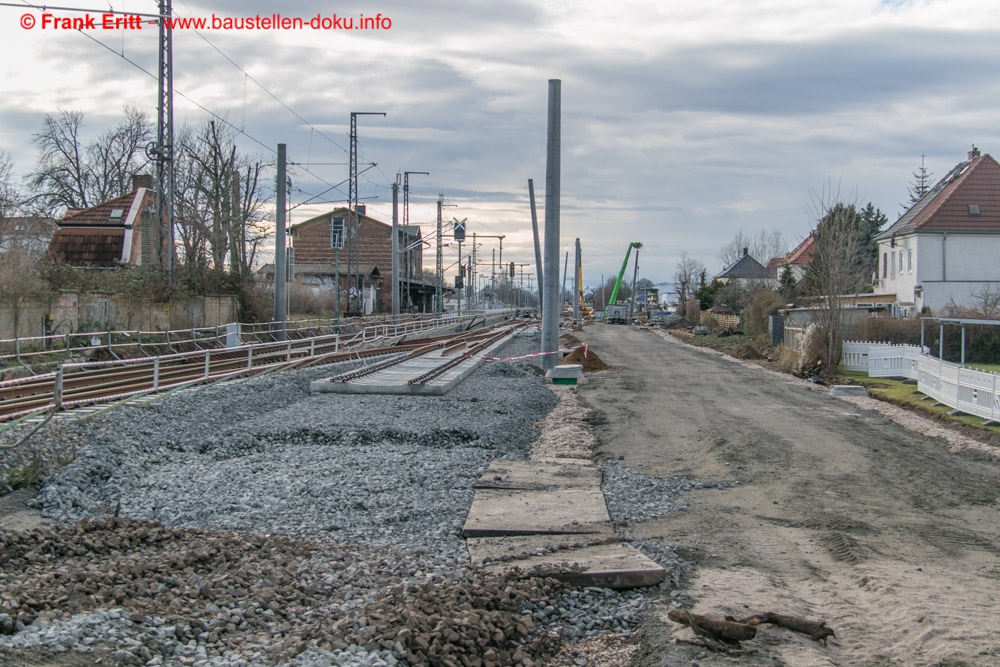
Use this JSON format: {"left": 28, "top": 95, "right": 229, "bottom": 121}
{"left": 174, "top": 119, "right": 273, "bottom": 290}
{"left": 26, "top": 107, "right": 152, "bottom": 215}
{"left": 87, "top": 106, "right": 154, "bottom": 204}
{"left": 719, "top": 229, "right": 787, "bottom": 269}
{"left": 0, "top": 150, "right": 21, "bottom": 220}
{"left": 970, "top": 284, "right": 1000, "bottom": 319}
{"left": 674, "top": 252, "right": 705, "bottom": 316}
{"left": 803, "top": 189, "right": 873, "bottom": 374}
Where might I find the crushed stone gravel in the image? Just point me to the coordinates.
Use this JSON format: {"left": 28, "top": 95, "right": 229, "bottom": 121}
{"left": 1, "top": 332, "right": 697, "bottom": 666}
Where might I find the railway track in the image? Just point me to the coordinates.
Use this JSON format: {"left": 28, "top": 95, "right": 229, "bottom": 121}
{"left": 0, "top": 319, "right": 528, "bottom": 426}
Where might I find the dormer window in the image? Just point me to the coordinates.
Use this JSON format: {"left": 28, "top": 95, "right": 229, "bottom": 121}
{"left": 968, "top": 204, "right": 981, "bottom": 216}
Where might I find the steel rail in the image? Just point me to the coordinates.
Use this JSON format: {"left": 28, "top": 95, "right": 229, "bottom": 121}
{"left": 0, "top": 315, "right": 521, "bottom": 424}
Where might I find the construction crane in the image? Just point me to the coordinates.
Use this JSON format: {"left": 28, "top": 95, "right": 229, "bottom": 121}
{"left": 603, "top": 242, "right": 643, "bottom": 324}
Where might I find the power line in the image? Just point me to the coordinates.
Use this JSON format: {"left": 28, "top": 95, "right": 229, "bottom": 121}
{"left": 173, "top": 0, "right": 348, "bottom": 154}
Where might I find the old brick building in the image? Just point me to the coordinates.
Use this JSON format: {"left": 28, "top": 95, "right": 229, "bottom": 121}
{"left": 288, "top": 206, "right": 432, "bottom": 314}
{"left": 46, "top": 175, "right": 157, "bottom": 267}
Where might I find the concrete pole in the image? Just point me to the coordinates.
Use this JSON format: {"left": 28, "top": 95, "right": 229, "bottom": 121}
{"left": 334, "top": 248, "right": 340, "bottom": 326}
{"left": 541, "top": 79, "right": 561, "bottom": 370}
{"left": 273, "top": 143, "right": 287, "bottom": 340}
{"left": 573, "top": 238, "right": 580, "bottom": 321}
{"left": 629, "top": 246, "right": 641, "bottom": 322}
{"left": 391, "top": 180, "right": 400, "bottom": 323}
{"left": 528, "top": 179, "right": 544, "bottom": 312}
{"left": 436, "top": 195, "right": 443, "bottom": 315}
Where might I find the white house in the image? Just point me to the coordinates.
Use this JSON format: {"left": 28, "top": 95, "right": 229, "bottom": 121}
{"left": 875, "top": 147, "right": 1000, "bottom": 317}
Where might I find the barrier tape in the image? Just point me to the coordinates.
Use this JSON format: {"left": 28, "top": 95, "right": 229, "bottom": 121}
{"left": 483, "top": 350, "right": 562, "bottom": 362}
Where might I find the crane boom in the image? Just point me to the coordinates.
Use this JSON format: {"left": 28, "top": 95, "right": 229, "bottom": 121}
{"left": 605, "top": 242, "right": 643, "bottom": 316}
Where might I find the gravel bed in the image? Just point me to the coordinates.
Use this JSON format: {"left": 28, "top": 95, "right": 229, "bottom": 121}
{"left": 1, "top": 332, "right": 700, "bottom": 666}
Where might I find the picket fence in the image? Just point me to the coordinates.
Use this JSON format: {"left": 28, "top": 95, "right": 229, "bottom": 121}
{"left": 842, "top": 341, "right": 1000, "bottom": 423}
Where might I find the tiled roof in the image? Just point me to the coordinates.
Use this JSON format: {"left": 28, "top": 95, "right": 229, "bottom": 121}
{"left": 783, "top": 233, "right": 817, "bottom": 265}
{"left": 48, "top": 227, "right": 125, "bottom": 266}
{"left": 717, "top": 251, "right": 773, "bottom": 280}
{"left": 61, "top": 191, "right": 141, "bottom": 227}
{"left": 878, "top": 153, "right": 1000, "bottom": 238}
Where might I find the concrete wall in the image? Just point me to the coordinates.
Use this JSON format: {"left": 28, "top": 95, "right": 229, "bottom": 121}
{"left": 0, "top": 293, "right": 238, "bottom": 339}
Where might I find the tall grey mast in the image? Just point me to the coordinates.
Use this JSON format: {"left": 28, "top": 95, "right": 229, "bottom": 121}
{"left": 541, "top": 80, "right": 561, "bottom": 370}
{"left": 348, "top": 112, "right": 384, "bottom": 313}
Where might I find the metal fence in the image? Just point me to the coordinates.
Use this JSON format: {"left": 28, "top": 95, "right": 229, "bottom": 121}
{"left": 0, "top": 311, "right": 508, "bottom": 375}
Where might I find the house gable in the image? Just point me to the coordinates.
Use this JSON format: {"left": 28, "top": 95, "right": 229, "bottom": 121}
{"left": 876, "top": 149, "right": 1000, "bottom": 316}
{"left": 47, "top": 175, "right": 154, "bottom": 267}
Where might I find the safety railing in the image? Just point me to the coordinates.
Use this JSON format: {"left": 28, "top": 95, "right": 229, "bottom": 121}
{"left": 0, "top": 311, "right": 510, "bottom": 375}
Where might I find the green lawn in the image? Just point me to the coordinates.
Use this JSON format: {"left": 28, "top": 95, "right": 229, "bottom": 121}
{"left": 841, "top": 370, "right": 1000, "bottom": 433}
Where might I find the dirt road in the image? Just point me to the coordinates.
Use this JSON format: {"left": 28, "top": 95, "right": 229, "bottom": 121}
{"left": 575, "top": 324, "right": 1000, "bottom": 667}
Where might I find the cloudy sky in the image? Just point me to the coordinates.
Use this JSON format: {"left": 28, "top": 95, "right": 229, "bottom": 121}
{"left": 3, "top": 0, "right": 1000, "bottom": 290}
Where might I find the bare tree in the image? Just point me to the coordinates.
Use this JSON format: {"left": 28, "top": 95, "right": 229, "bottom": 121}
{"left": 26, "top": 107, "right": 152, "bottom": 215}
{"left": 719, "top": 229, "right": 787, "bottom": 268}
{"left": 86, "top": 106, "right": 154, "bottom": 204}
{"left": 174, "top": 119, "right": 273, "bottom": 291}
{"left": 802, "top": 190, "right": 881, "bottom": 374}
{"left": 674, "top": 252, "right": 705, "bottom": 316}
{"left": 970, "top": 284, "right": 1000, "bottom": 319}
{"left": 0, "top": 150, "right": 21, "bottom": 219}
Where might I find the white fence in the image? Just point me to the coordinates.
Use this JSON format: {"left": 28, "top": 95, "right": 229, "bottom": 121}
{"left": 842, "top": 340, "right": 1000, "bottom": 423}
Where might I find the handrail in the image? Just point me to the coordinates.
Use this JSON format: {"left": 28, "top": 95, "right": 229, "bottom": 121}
{"left": 0, "top": 310, "right": 512, "bottom": 373}
{"left": 0, "top": 310, "right": 518, "bottom": 421}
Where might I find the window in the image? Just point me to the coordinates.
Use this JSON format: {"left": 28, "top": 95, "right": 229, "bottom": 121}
{"left": 907, "top": 248, "right": 912, "bottom": 272}
{"left": 882, "top": 252, "right": 888, "bottom": 278}
{"left": 899, "top": 250, "right": 904, "bottom": 275}
{"left": 891, "top": 252, "right": 895, "bottom": 277}
{"left": 968, "top": 204, "right": 981, "bottom": 216}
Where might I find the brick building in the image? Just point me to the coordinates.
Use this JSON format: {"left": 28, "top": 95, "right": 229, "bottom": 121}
{"left": 46, "top": 175, "right": 157, "bottom": 267}
{"left": 287, "top": 206, "right": 433, "bottom": 314}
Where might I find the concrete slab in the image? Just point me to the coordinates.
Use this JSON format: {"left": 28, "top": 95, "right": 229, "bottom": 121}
{"left": 463, "top": 459, "right": 666, "bottom": 588}
{"left": 474, "top": 460, "right": 601, "bottom": 491}
{"left": 830, "top": 385, "right": 867, "bottom": 397}
{"left": 468, "top": 538, "right": 666, "bottom": 589}
{"left": 464, "top": 460, "right": 610, "bottom": 536}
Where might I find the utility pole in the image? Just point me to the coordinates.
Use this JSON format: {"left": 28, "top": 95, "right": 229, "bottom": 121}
{"left": 154, "top": 0, "right": 175, "bottom": 281}
{"left": 348, "top": 111, "right": 385, "bottom": 313}
{"left": 402, "top": 170, "right": 428, "bottom": 309}
{"left": 541, "top": 79, "right": 561, "bottom": 370}
{"left": 391, "top": 179, "right": 400, "bottom": 323}
{"left": 436, "top": 195, "right": 443, "bottom": 314}
{"left": 629, "top": 245, "right": 641, "bottom": 322}
{"left": 573, "top": 238, "right": 581, "bottom": 321}
{"left": 273, "top": 143, "right": 287, "bottom": 339}
{"left": 528, "top": 179, "right": 544, "bottom": 312}
{"left": 561, "top": 252, "right": 569, "bottom": 308}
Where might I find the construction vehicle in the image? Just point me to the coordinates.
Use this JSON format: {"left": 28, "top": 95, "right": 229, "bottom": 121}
{"left": 603, "top": 242, "right": 643, "bottom": 324}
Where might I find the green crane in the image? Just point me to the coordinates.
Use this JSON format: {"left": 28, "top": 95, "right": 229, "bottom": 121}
{"left": 603, "top": 242, "right": 643, "bottom": 322}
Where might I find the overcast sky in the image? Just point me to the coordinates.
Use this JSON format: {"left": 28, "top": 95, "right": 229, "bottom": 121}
{"left": 3, "top": 0, "right": 1000, "bottom": 289}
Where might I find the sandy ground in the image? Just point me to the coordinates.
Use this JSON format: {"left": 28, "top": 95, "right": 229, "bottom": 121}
{"left": 575, "top": 324, "right": 1000, "bottom": 667}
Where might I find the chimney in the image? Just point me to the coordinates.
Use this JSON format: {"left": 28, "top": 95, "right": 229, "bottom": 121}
{"left": 743, "top": 247, "right": 749, "bottom": 257}
{"left": 132, "top": 174, "right": 153, "bottom": 191}
{"left": 968, "top": 145, "right": 981, "bottom": 161}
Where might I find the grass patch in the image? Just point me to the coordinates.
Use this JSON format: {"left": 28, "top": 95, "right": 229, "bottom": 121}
{"left": 846, "top": 373, "right": 1000, "bottom": 433}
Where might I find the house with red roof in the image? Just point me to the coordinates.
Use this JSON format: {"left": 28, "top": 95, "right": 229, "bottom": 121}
{"left": 46, "top": 175, "right": 156, "bottom": 267}
{"left": 768, "top": 233, "right": 816, "bottom": 284}
{"left": 875, "top": 147, "right": 1000, "bottom": 317}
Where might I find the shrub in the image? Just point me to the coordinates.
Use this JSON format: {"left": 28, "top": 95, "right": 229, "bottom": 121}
{"left": 744, "top": 290, "right": 786, "bottom": 337}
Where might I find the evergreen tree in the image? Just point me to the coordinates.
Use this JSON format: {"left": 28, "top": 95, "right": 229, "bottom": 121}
{"left": 901, "top": 154, "right": 933, "bottom": 212}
